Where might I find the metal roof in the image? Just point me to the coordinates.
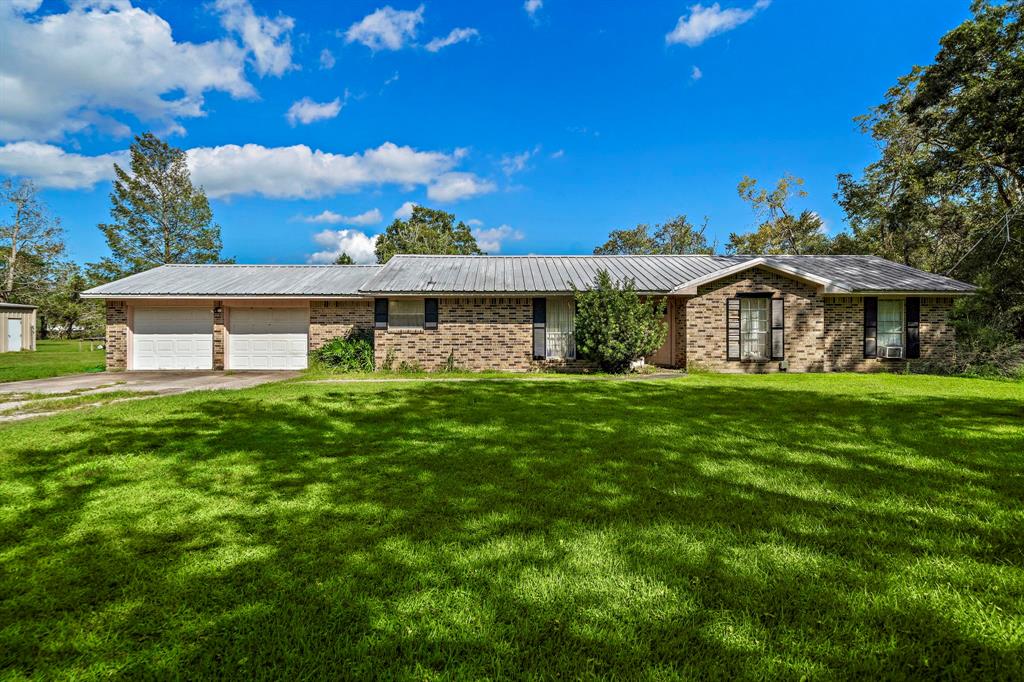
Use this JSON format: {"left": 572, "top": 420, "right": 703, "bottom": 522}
{"left": 80, "top": 255, "right": 976, "bottom": 298}
{"left": 0, "top": 302, "right": 37, "bottom": 310}
{"left": 361, "top": 254, "right": 976, "bottom": 295}
{"left": 81, "top": 264, "right": 381, "bottom": 297}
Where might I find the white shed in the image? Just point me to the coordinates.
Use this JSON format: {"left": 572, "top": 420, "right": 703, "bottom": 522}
{"left": 1, "top": 303, "right": 37, "bottom": 352}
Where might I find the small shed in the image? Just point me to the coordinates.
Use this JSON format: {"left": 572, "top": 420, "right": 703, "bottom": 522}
{"left": 1, "top": 302, "right": 37, "bottom": 352}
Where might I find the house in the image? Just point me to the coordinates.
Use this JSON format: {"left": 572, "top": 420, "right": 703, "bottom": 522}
{"left": 81, "top": 254, "right": 975, "bottom": 373}
{"left": 1, "top": 303, "right": 37, "bottom": 353}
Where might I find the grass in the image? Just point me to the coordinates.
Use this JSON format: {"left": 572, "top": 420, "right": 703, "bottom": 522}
{"left": 0, "top": 339, "right": 104, "bottom": 383}
{"left": 0, "top": 390, "right": 153, "bottom": 417}
{"left": 1, "top": 373, "right": 1021, "bottom": 679}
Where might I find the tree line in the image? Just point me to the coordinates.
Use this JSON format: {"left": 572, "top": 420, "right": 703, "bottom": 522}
{"left": 1, "top": 0, "right": 1019, "bottom": 350}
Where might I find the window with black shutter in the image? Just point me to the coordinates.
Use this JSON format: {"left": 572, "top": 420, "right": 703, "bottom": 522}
{"left": 726, "top": 298, "right": 740, "bottom": 360}
{"left": 771, "top": 298, "right": 785, "bottom": 360}
{"left": 424, "top": 298, "right": 439, "bottom": 329}
{"left": 906, "top": 296, "right": 920, "bottom": 359}
{"left": 863, "top": 296, "right": 877, "bottom": 358}
{"left": 532, "top": 297, "right": 546, "bottom": 359}
{"left": 374, "top": 298, "right": 388, "bottom": 329}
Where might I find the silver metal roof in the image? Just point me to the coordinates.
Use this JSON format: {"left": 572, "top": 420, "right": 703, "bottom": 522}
{"left": 0, "top": 302, "right": 37, "bottom": 310}
{"left": 360, "top": 254, "right": 976, "bottom": 294}
{"left": 80, "top": 255, "right": 976, "bottom": 298}
{"left": 81, "top": 264, "right": 381, "bottom": 297}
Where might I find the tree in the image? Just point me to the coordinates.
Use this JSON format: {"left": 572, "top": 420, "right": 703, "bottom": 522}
{"left": 37, "top": 263, "right": 103, "bottom": 338}
{"left": 594, "top": 215, "right": 713, "bottom": 255}
{"left": 573, "top": 270, "right": 668, "bottom": 373}
{"left": 0, "top": 178, "right": 65, "bottom": 303}
{"left": 91, "top": 132, "right": 225, "bottom": 280}
{"left": 334, "top": 252, "right": 355, "bottom": 265}
{"left": 836, "top": 0, "right": 1024, "bottom": 338}
{"left": 374, "top": 205, "right": 482, "bottom": 264}
{"left": 728, "top": 175, "right": 833, "bottom": 255}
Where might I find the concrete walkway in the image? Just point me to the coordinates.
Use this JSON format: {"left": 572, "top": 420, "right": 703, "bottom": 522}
{"left": 309, "top": 371, "right": 687, "bottom": 384}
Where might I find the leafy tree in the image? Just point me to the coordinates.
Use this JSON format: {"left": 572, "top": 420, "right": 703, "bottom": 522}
{"left": 573, "top": 270, "right": 668, "bottom": 373}
{"left": 594, "top": 215, "right": 713, "bottom": 255}
{"left": 836, "top": 0, "right": 1023, "bottom": 338}
{"left": 0, "top": 178, "right": 65, "bottom": 303}
{"left": 374, "top": 205, "right": 482, "bottom": 264}
{"left": 334, "top": 252, "right": 355, "bottom": 265}
{"left": 91, "top": 132, "right": 225, "bottom": 280}
{"left": 37, "top": 263, "right": 103, "bottom": 338}
{"left": 728, "top": 175, "right": 833, "bottom": 255}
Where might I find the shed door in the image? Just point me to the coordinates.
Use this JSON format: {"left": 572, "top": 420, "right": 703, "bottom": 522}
{"left": 228, "top": 307, "right": 308, "bottom": 370}
{"left": 133, "top": 307, "right": 214, "bottom": 370}
{"left": 7, "top": 318, "right": 23, "bottom": 351}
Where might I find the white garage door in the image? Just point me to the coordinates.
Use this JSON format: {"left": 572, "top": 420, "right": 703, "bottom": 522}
{"left": 133, "top": 307, "right": 213, "bottom": 370}
{"left": 228, "top": 307, "right": 308, "bottom": 370}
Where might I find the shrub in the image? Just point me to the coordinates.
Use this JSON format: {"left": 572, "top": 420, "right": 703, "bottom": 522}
{"left": 573, "top": 269, "right": 668, "bottom": 373}
{"left": 311, "top": 329, "right": 374, "bottom": 372}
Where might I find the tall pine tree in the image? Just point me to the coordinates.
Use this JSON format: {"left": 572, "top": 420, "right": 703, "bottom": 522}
{"left": 92, "top": 133, "right": 226, "bottom": 280}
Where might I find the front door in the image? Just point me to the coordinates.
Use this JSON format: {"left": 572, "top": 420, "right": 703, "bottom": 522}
{"left": 7, "top": 318, "right": 23, "bottom": 351}
{"left": 648, "top": 300, "right": 674, "bottom": 366}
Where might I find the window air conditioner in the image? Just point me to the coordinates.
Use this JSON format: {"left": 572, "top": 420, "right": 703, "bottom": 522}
{"left": 881, "top": 346, "right": 904, "bottom": 359}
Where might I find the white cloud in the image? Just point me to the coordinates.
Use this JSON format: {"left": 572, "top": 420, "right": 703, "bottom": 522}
{"left": 286, "top": 97, "right": 343, "bottom": 126}
{"left": 0, "top": 0, "right": 293, "bottom": 142}
{"left": 473, "top": 224, "right": 524, "bottom": 253}
{"left": 425, "top": 27, "right": 479, "bottom": 52}
{"left": 465, "top": 218, "right": 484, "bottom": 227}
{"left": 319, "top": 48, "right": 336, "bottom": 69}
{"left": 384, "top": 71, "right": 400, "bottom": 86}
{"left": 691, "top": 65, "right": 703, "bottom": 81}
{"left": 345, "top": 5, "right": 424, "bottom": 51}
{"left": 214, "top": 0, "right": 294, "bottom": 77}
{"left": 0, "top": 141, "right": 125, "bottom": 189}
{"left": 524, "top": 0, "right": 543, "bottom": 20}
{"left": 426, "top": 172, "right": 497, "bottom": 202}
{"left": 500, "top": 146, "right": 541, "bottom": 175}
{"left": 549, "top": 149, "right": 565, "bottom": 159}
{"left": 299, "top": 208, "right": 382, "bottom": 226}
{"left": 666, "top": 1, "right": 770, "bottom": 47}
{"left": 394, "top": 201, "right": 416, "bottom": 219}
{"left": 307, "top": 229, "right": 379, "bottom": 264}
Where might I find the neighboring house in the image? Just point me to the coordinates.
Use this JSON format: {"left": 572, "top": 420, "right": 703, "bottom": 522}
{"left": 81, "top": 254, "right": 975, "bottom": 373}
{"left": 1, "top": 303, "right": 37, "bottom": 353}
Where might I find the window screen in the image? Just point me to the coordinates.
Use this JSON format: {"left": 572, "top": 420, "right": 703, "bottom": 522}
{"left": 740, "top": 297, "right": 770, "bottom": 361}
{"left": 877, "top": 299, "right": 904, "bottom": 352}
{"left": 545, "top": 297, "right": 576, "bottom": 360}
{"left": 388, "top": 299, "right": 425, "bottom": 329}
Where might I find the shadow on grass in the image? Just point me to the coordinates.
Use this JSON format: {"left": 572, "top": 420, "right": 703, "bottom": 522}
{"left": 1, "top": 380, "right": 1022, "bottom": 678}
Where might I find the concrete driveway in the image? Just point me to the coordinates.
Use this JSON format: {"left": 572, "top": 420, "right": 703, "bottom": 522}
{"left": 0, "top": 371, "right": 299, "bottom": 420}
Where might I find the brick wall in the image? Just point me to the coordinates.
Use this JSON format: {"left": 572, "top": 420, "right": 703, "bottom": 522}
{"left": 104, "top": 300, "right": 128, "bottom": 370}
{"left": 213, "top": 302, "right": 225, "bottom": 370}
{"left": 824, "top": 296, "right": 956, "bottom": 372}
{"left": 309, "top": 300, "right": 374, "bottom": 351}
{"left": 685, "top": 267, "right": 825, "bottom": 372}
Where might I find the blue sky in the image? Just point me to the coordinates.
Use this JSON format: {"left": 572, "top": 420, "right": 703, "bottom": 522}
{"left": 0, "top": 1, "right": 970, "bottom": 265}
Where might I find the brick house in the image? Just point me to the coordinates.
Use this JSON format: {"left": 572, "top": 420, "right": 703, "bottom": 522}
{"left": 82, "top": 254, "right": 974, "bottom": 373}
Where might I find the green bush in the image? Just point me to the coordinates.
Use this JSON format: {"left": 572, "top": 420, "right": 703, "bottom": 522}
{"left": 574, "top": 269, "right": 668, "bottom": 373}
{"left": 311, "top": 330, "right": 374, "bottom": 372}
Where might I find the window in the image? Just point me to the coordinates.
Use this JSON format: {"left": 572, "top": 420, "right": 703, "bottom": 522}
{"left": 388, "top": 299, "right": 424, "bottom": 329}
{"left": 877, "top": 299, "right": 904, "bottom": 356}
{"left": 740, "top": 297, "right": 770, "bottom": 361}
{"left": 545, "top": 297, "right": 576, "bottom": 360}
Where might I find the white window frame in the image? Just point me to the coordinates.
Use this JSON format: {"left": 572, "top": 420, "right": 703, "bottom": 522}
{"left": 388, "top": 299, "right": 425, "bottom": 330}
{"left": 877, "top": 299, "right": 904, "bottom": 356}
{"left": 739, "top": 297, "right": 771, "bottom": 361}
{"left": 545, "top": 297, "right": 576, "bottom": 360}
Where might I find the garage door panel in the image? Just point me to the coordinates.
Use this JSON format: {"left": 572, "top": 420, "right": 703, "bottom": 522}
{"left": 228, "top": 307, "right": 308, "bottom": 370}
{"left": 133, "top": 307, "right": 213, "bottom": 370}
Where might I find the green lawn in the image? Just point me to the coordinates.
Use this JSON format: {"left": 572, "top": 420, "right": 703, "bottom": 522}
{"left": 1, "top": 374, "right": 1021, "bottom": 679}
{"left": 0, "top": 339, "right": 104, "bottom": 383}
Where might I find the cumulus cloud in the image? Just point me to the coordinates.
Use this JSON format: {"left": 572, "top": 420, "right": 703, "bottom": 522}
{"left": 345, "top": 5, "right": 424, "bottom": 51}
{"left": 425, "top": 27, "right": 479, "bottom": 52}
{"left": 299, "top": 208, "right": 382, "bottom": 226}
{"left": 666, "top": 1, "right": 770, "bottom": 47}
{"left": 307, "top": 229, "right": 379, "bottom": 264}
{"left": 214, "top": 0, "right": 294, "bottom": 77}
{"left": 691, "top": 65, "right": 703, "bottom": 81}
{"left": 393, "top": 201, "right": 417, "bottom": 219}
{"left": 285, "top": 97, "right": 343, "bottom": 126}
{"left": 319, "top": 48, "right": 336, "bottom": 69}
{"left": 0, "top": 0, "right": 293, "bottom": 141}
{"left": 0, "top": 141, "right": 126, "bottom": 189}
{"left": 524, "top": 0, "right": 543, "bottom": 20}
{"left": 473, "top": 224, "right": 524, "bottom": 253}
{"left": 426, "top": 172, "right": 497, "bottom": 202}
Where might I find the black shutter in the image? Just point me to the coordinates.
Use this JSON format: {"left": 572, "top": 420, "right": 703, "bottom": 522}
{"left": 771, "top": 298, "right": 785, "bottom": 360}
{"left": 863, "top": 296, "right": 877, "bottom": 358}
{"left": 424, "top": 298, "right": 438, "bottom": 329}
{"left": 532, "top": 297, "right": 546, "bottom": 359}
{"left": 726, "top": 298, "right": 741, "bottom": 360}
{"left": 374, "top": 298, "right": 388, "bottom": 329}
{"left": 906, "top": 296, "right": 920, "bottom": 359}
